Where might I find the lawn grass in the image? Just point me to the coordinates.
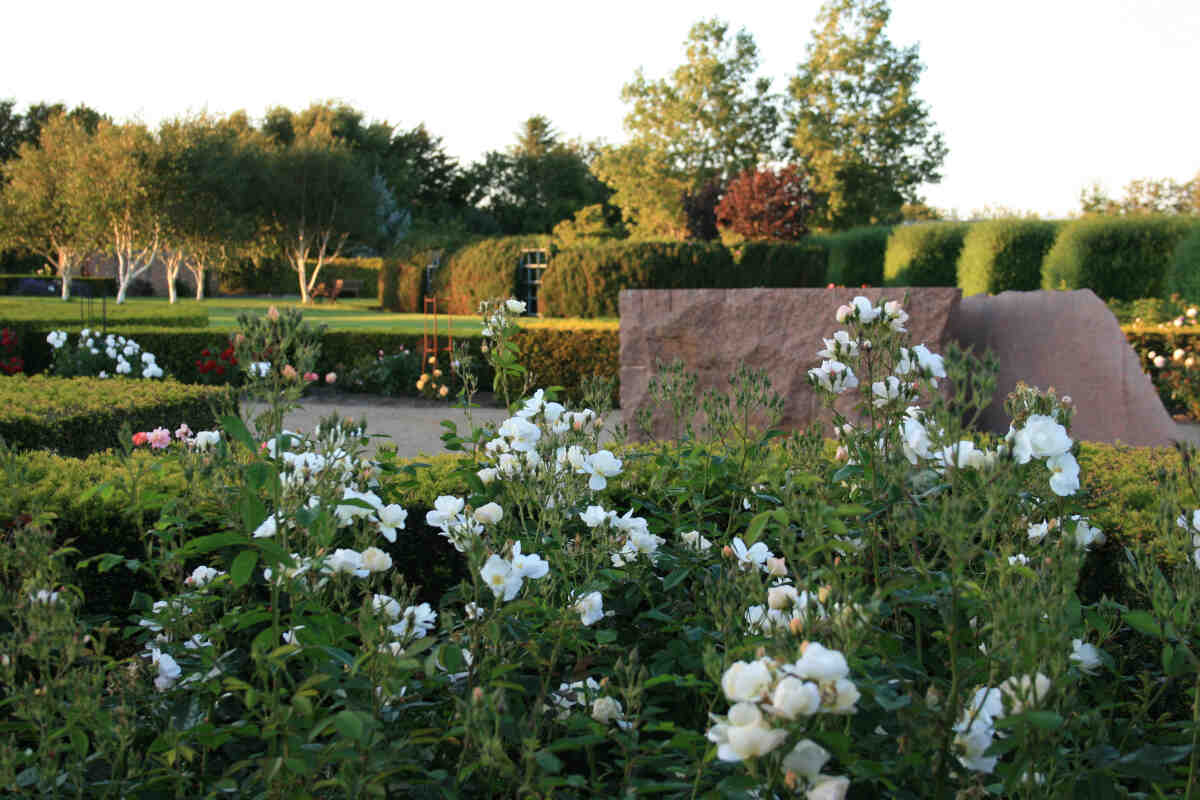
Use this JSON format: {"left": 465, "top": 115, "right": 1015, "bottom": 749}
{"left": 4, "top": 295, "right": 620, "bottom": 334}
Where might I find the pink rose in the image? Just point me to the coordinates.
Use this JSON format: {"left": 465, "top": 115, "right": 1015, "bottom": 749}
{"left": 132, "top": 432, "right": 148, "bottom": 446}
{"left": 147, "top": 427, "right": 171, "bottom": 449}
{"left": 303, "top": 371, "right": 318, "bottom": 382}
{"left": 325, "top": 372, "right": 337, "bottom": 384}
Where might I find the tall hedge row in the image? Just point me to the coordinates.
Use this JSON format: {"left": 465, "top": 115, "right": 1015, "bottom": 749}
{"left": 315, "top": 258, "right": 384, "bottom": 299}
{"left": 826, "top": 226, "right": 893, "bottom": 287}
{"left": 1165, "top": 226, "right": 1200, "bottom": 302}
{"left": 540, "top": 242, "right": 734, "bottom": 318}
{"left": 1042, "top": 216, "right": 1199, "bottom": 301}
{"left": 731, "top": 241, "right": 828, "bottom": 288}
{"left": 957, "top": 219, "right": 1063, "bottom": 296}
{"left": 377, "top": 261, "right": 425, "bottom": 312}
{"left": 883, "top": 222, "right": 970, "bottom": 287}
{"left": 432, "top": 236, "right": 552, "bottom": 315}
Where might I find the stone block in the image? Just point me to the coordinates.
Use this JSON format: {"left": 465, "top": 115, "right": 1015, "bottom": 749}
{"left": 620, "top": 287, "right": 962, "bottom": 440}
{"left": 949, "top": 289, "right": 1176, "bottom": 446}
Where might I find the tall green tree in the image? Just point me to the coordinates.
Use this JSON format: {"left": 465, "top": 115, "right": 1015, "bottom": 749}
{"left": 0, "top": 114, "right": 97, "bottom": 299}
{"left": 259, "top": 127, "right": 377, "bottom": 304}
{"left": 594, "top": 17, "right": 781, "bottom": 239}
{"left": 1079, "top": 176, "right": 1199, "bottom": 217}
{"left": 156, "top": 115, "right": 266, "bottom": 301}
{"left": 472, "top": 116, "right": 611, "bottom": 235}
{"left": 71, "top": 122, "right": 164, "bottom": 303}
{"left": 789, "top": 0, "right": 946, "bottom": 230}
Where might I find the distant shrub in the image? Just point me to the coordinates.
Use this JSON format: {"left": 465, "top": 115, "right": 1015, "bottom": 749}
{"left": 826, "top": 226, "right": 893, "bottom": 286}
{"left": 376, "top": 260, "right": 424, "bottom": 312}
{"left": 1042, "top": 216, "right": 1199, "bottom": 301}
{"left": 1165, "top": 226, "right": 1200, "bottom": 302}
{"left": 539, "top": 241, "right": 734, "bottom": 318}
{"left": 957, "top": 219, "right": 1062, "bottom": 296}
{"left": 0, "top": 375, "right": 230, "bottom": 458}
{"left": 432, "top": 236, "right": 552, "bottom": 315}
{"left": 731, "top": 240, "right": 827, "bottom": 287}
{"left": 883, "top": 222, "right": 969, "bottom": 286}
{"left": 314, "top": 257, "right": 384, "bottom": 299}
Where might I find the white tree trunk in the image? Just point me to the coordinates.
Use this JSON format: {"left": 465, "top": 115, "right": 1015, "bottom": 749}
{"left": 55, "top": 246, "right": 74, "bottom": 301}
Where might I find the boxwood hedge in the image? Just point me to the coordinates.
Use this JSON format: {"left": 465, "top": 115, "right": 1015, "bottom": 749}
{"left": 957, "top": 219, "right": 1062, "bottom": 296}
{"left": 883, "top": 222, "right": 970, "bottom": 287}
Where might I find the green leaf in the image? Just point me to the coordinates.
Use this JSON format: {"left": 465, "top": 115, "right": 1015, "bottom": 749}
{"left": 534, "top": 750, "right": 562, "bottom": 774}
{"left": 333, "top": 710, "right": 364, "bottom": 742}
{"left": 595, "top": 629, "right": 618, "bottom": 645}
{"left": 1124, "top": 609, "right": 1168, "bottom": 639}
{"left": 219, "top": 414, "right": 256, "bottom": 452}
{"left": 743, "top": 511, "right": 773, "bottom": 545}
{"left": 662, "top": 568, "right": 690, "bottom": 591}
{"left": 230, "top": 550, "right": 258, "bottom": 587}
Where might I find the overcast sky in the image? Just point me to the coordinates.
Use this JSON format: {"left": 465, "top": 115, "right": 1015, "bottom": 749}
{"left": 4, "top": 0, "right": 1198, "bottom": 218}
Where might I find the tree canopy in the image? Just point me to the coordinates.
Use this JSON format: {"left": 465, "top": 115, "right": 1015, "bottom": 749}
{"left": 788, "top": 0, "right": 946, "bottom": 230}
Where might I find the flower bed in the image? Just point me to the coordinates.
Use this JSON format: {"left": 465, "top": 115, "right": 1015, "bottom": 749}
{"left": 3, "top": 297, "right": 1200, "bottom": 797}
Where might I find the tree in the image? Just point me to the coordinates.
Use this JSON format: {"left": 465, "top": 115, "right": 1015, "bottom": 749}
{"left": 594, "top": 18, "right": 781, "bottom": 239}
{"left": 156, "top": 115, "right": 266, "bottom": 301}
{"left": 71, "top": 122, "right": 164, "bottom": 303}
{"left": 789, "top": 0, "right": 946, "bottom": 230}
{"left": 1079, "top": 176, "right": 1198, "bottom": 216}
{"left": 260, "top": 127, "right": 377, "bottom": 304}
{"left": 472, "top": 116, "right": 611, "bottom": 235}
{"left": 0, "top": 114, "right": 96, "bottom": 299}
{"left": 681, "top": 179, "right": 724, "bottom": 241}
{"left": 715, "top": 165, "right": 814, "bottom": 241}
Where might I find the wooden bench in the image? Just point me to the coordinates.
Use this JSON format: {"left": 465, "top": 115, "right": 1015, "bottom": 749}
{"left": 311, "top": 278, "right": 365, "bottom": 302}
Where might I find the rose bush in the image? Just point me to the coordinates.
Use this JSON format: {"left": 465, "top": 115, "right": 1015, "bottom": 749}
{"left": 2, "top": 298, "right": 1200, "bottom": 797}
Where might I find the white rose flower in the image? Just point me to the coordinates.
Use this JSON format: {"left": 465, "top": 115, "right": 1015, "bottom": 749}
{"left": 680, "top": 530, "right": 712, "bottom": 551}
{"left": 360, "top": 547, "right": 393, "bottom": 573}
{"left": 580, "top": 505, "right": 610, "bottom": 527}
{"left": 480, "top": 554, "right": 523, "bottom": 601}
{"left": 372, "top": 593, "right": 402, "bottom": 619}
{"left": 1070, "top": 639, "right": 1103, "bottom": 675}
{"left": 388, "top": 602, "right": 437, "bottom": 640}
{"left": 783, "top": 739, "right": 830, "bottom": 780}
{"left": 590, "top": 696, "right": 624, "bottom": 725}
{"left": 497, "top": 416, "right": 541, "bottom": 452}
{"left": 1071, "top": 517, "right": 1105, "bottom": 549}
{"left": 505, "top": 298, "right": 527, "bottom": 314}
{"left": 850, "top": 296, "right": 880, "bottom": 322}
{"left": 509, "top": 541, "right": 550, "bottom": 580}
{"left": 1012, "top": 414, "right": 1072, "bottom": 464}
{"left": 807, "top": 775, "right": 851, "bottom": 800}
{"left": 184, "top": 565, "right": 224, "bottom": 588}
{"left": 721, "top": 659, "right": 774, "bottom": 703}
{"left": 377, "top": 504, "right": 408, "bottom": 543}
{"left": 474, "top": 502, "right": 503, "bottom": 525}
{"left": 579, "top": 449, "right": 623, "bottom": 491}
{"left": 1001, "top": 673, "right": 1052, "bottom": 714}
{"left": 769, "top": 677, "right": 821, "bottom": 719}
{"left": 324, "top": 548, "right": 368, "bottom": 578}
{"left": 426, "top": 495, "right": 466, "bottom": 529}
{"left": 572, "top": 590, "right": 605, "bottom": 626}
{"left": 731, "top": 536, "right": 772, "bottom": 571}
{"left": 791, "top": 642, "right": 849, "bottom": 683}
{"left": 1047, "top": 452, "right": 1081, "bottom": 497}
{"left": 718, "top": 702, "right": 788, "bottom": 761}
{"left": 476, "top": 467, "right": 498, "bottom": 485}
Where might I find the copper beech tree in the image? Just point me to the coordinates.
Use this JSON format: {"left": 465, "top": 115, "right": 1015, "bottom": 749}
{"left": 714, "top": 165, "right": 814, "bottom": 241}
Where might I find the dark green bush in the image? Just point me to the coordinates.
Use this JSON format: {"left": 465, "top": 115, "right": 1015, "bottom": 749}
{"left": 826, "top": 225, "right": 893, "bottom": 286}
{"left": 377, "top": 260, "right": 425, "bottom": 312}
{"left": 0, "top": 375, "right": 232, "bottom": 457}
{"left": 956, "top": 219, "right": 1062, "bottom": 296}
{"left": 0, "top": 275, "right": 119, "bottom": 297}
{"left": 883, "top": 222, "right": 970, "bottom": 286}
{"left": 1165, "top": 226, "right": 1200, "bottom": 302}
{"left": 539, "top": 241, "right": 734, "bottom": 318}
{"left": 218, "top": 257, "right": 292, "bottom": 295}
{"left": 1042, "top": 216, "right": 1199, "bottom": 301}
{"left": 512, "top": 328, "right": 620, "bottom": 405}
{"left": 731, "top": 240, "right": 828, "bottom": 287}
{"left": 432, "top": 236, "right": 552, "bottom": 315}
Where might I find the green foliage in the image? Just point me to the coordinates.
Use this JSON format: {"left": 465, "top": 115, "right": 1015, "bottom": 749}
{"left": 789, "top": 0, "right": 946, "bottom": 229}
{"left": 956, "top": 218, "right": 1062, "bottom": 296}
{"left": 512, "top": 328, "right": 620, "bottom": 405}
{"left": 0, "top": 375, "right": 231, "bottom": 457}
{"left": 0, "top": 447, "right": 187, "bottom": 613}
{"left": 731, "top": 240, "right": 828, "bottom": 287}
{"left": 1042, "top": 216, "right": 1200, "bottom": 301}
{"left": 882, "top": 221, "right": 969, "bottom": 286}
{"left": 432, "top": 235, "right": 551, "bottom": 315}
{"left": 825, "top": 225, "right": 892, "bottom": 286}
{"left": 313, "top": 257, "right": 384, "bottom": 299}
{"left": 1166, "top": 226, "right": 1200, "bottom": 302}
{"left": 539, "top": 241, "right": 735, "bottom": 317}
{"left": 597, "top": 18, "right": 781, "bottom": 238}
{"left": 376, "top": 259, "right": 424, "bottom": 312}
{"left": 551, "top": 203, "right": 627, "bottom": 247}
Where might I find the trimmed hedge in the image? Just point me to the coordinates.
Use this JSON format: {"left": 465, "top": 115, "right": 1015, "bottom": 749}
{"left": 1043, "top": 216, "right": 1199, "bottom": 301}
{"left": 731, "top": 241, "right": 828, "bottom": 288}
{"left": 377, "top": 260, "right": 425, "bottom": 313}
{"left": 540, "top": 242, "right": 735, "bottom": 318}
{"left": 0, "top": 375, "right": 233, "bottom": 457}
{"left": 432, "top": 236, "right": 552, "bottom": 315}
{"left": 883, "top": 222, "right": 970, "bottom": 287}
{"left": 957, "top": 219, "right": 1063, "bottom": 296}
{"left": 313, "top": 257, "right": 384, "bottom": 299}
{"left": 1166, "top": 226, "right": 1200, "bottom": 302}
{"left": 0, "top": 274, "right": 119, "bottom": 297}
{"left": 826, "top": 225, "right": 893, "bottom": 287}
{"left": 512, "top": 328, "right": 620, "bottom": 405}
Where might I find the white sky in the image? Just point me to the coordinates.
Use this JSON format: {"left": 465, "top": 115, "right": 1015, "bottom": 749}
{"left": 4, "top": 0, "right": 1198, "bottom": 218}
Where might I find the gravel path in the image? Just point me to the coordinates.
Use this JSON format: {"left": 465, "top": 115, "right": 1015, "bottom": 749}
{"left": 245, "top": 391, "right": 1200, "bottom": 460}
